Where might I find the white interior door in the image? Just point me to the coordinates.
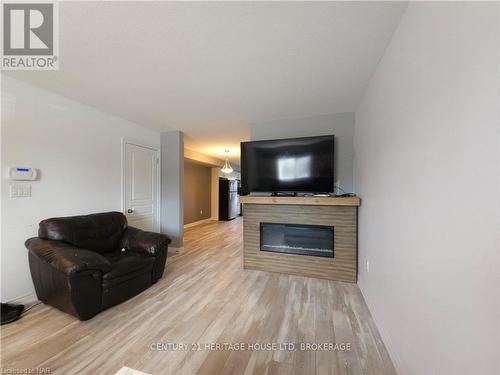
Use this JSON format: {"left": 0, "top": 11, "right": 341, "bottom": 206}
{"left": 123, "top": 142, "right": 159, "bottom": 232}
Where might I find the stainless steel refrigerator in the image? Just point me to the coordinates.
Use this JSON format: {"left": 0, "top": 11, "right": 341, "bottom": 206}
{"left": 219, "top": 178, "right": 240, "bottom": 220}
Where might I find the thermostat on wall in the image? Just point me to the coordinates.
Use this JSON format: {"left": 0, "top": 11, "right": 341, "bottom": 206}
{"left": 8, "top": 167, "right": 37, "bottom": 181}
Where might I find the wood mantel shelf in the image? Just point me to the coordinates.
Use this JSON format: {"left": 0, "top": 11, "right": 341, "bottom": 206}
{"left": 239, "top": 195, "right": 361, "bottom": 207}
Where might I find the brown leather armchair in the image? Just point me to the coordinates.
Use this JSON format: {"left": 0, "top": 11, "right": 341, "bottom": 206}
{"left": 25, "top": 212, "right": 171, "bottom": 320}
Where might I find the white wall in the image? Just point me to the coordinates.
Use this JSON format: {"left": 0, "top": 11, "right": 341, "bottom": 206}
{"left": 1, "top": 76, "right": 160, "bottom": 302}
{"left": 251, "top": 112, "right": 355, "bottom": 193}
{"left": 354, "top": 3, "right": 499, "bottom": 374}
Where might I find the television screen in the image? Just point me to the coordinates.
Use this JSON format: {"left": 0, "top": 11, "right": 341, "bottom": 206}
{"left": 240, "top": 135, "right": 334, "bottom": 193}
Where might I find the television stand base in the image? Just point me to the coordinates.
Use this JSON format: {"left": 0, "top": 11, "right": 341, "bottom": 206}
{"left": 271, "top": 192, "right": 297, "bottom": 197}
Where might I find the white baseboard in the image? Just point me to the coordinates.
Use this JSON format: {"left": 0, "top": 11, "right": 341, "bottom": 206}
{"left": 8, "top": 292, "right": 38, "bottom": 305}
{"left": 184, "top": 218, "right": 214, "bottom": 229}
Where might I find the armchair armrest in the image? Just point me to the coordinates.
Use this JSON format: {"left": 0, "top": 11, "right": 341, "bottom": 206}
{"left": 119, "top": 227, "right": 171, "bottom": 256}
{"left": 25, "top": 238, "right": 112, "bottom": 276}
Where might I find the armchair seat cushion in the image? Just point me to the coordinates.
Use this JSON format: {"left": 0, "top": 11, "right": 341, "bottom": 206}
{"left": 102, "top": 251, "right": 155, "bottom": 281}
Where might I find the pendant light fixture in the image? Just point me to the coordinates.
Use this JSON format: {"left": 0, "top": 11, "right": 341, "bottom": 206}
{"left": 221, "top": 149, "right": 233, "bottom": 174}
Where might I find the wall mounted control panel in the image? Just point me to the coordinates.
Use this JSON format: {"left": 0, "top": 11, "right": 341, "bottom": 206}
{"left": 8, "top": 167, "right": 37, "bottom": 181}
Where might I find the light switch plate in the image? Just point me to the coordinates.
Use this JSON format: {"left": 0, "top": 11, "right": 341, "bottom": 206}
{"left": 10, "top": 184, "right": 31, "bottom": 198}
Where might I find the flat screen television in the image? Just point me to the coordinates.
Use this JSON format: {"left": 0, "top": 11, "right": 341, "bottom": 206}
{"left": 240, "top": 135, "right": 334, "bottom": 194}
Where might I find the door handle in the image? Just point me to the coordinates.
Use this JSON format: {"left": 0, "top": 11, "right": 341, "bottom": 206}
{"left": 127, "top": 208, "right": 134, "bottom": 214}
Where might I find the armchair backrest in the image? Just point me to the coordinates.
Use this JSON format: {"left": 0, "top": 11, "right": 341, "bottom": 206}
{"left": 38, "top": 211, "right": 128, "bottom": 253}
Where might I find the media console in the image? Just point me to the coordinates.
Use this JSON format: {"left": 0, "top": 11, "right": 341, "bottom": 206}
{"left": 240, "top": 195, "right": 360, "bottom": 283}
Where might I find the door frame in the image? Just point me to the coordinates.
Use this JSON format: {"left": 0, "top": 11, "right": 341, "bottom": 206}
{"left": 121, "top": 138, "right": 161, "bottom": 232}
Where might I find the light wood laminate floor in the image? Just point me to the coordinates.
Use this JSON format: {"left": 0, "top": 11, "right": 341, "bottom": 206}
{"left": 0, "top": 218, "right": 396, "bottom": 375}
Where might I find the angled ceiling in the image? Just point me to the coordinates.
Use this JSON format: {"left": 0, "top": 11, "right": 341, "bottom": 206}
{"left": 4, "top": 1, "right": 407, "bottom": 163}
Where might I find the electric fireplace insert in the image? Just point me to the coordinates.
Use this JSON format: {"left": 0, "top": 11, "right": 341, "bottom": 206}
{"left": 260, "top": 222, "right": 334, "bottom": 258}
